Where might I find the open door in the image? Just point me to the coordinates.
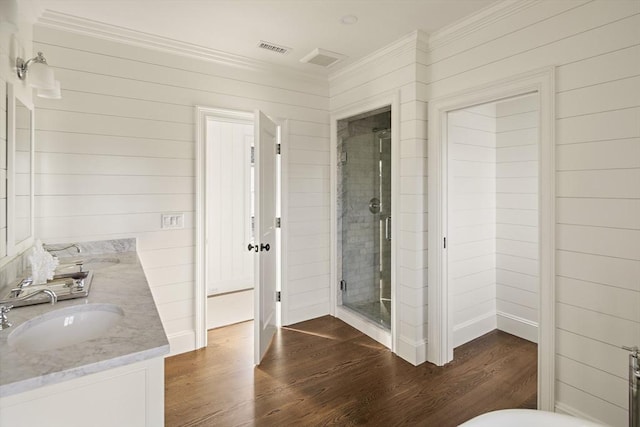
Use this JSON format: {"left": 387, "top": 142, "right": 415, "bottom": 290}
{"left": 253, "top": 110, "right": 278, "bottom": 364}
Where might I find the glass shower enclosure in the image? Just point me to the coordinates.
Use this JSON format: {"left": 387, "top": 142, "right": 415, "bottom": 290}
{"left": 337, "top": 107, "right": 392, "bottom": 329}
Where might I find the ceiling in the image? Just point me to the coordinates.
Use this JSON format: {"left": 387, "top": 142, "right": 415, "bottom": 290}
{"left": 35, "top": 0, "right": 497, "bottom": 76}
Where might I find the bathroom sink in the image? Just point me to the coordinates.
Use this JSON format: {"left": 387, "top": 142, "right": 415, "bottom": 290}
{"left": 7, "top": 303, "right": 124, "bottom": 353}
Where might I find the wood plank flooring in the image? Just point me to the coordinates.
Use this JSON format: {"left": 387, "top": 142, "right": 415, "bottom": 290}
{"left": 165, "top": 316, "right": 536, "bottom": 426}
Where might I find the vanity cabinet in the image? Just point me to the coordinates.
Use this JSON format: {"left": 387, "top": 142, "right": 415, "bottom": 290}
{"left": 0, "top": 357, "right": 164, "bottom": 427}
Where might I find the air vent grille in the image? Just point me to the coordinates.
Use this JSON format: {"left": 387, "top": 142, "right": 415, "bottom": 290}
{"left": 300, "top": 48, "right": 346, "bottom": 68}
{"left": 258, "top": 41, "right": 291, "bottom": 55}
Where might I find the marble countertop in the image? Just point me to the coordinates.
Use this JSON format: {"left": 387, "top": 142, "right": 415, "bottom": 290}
{"left": 0, "top": 244, "right": 169, "bottom": 397}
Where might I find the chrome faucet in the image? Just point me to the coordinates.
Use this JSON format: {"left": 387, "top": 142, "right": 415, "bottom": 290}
{"left": 0, "top": 306, "right": 12, "bottom": 330}
{"left": 0, "top": 289, "right": 58, "bottom": 330}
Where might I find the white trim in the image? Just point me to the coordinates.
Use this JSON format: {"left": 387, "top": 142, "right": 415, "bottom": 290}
{"left": 336, "top": 306, "right": 392, "bottom": 349}
{"left": 496, "top": 311, "right": 538, "bottom": 344}
{"left": 167, "top": 330, "right": 196, "bottom": 357}
{"left": 555, "top": 402, "right": 607, "bottom": 425}
{"left": 330, "top": 90, "right": 400, "bottom": 355}
{"left": 36, "top": 10, "right": 326, "bottom": 84}
{"left": 427, "top": 67, "right": 556, "bottom": 411}
{"left": 278, "top": 120, "right": 290, "bottom": 326}
{"left": 397, "top": 337, "right": 428, "bottom": 367}
{"left": 453, "top": 311, "right": 497, "bottom": 348}
{"left": 426, "top": 0, "right": 539, "bottom": 50}
{"left": 6, "top": 83, "right": 35, "bottom": 258}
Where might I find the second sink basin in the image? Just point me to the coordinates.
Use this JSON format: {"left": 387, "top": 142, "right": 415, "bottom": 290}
{"left": 7, "top": 303, "right": 124, "bottom": 353}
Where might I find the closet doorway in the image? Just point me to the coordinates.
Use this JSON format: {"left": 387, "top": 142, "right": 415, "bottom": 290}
{"left": 195, "top": 107, "right": 282, "bottom": 365}
{"left": 427, "top": 68, "right": 556, "bottom": 410}
{"left": 205, "top": 114, "right": 255, "bottom": 329}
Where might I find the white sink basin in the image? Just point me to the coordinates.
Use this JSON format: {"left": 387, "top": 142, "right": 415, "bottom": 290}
{"left": 8, "top": 303, "right": 124, "bottom": 353}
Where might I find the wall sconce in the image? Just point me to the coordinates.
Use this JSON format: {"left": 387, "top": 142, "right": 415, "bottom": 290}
{"left": 16, "top": 52, "right": 62, "bottom": 99}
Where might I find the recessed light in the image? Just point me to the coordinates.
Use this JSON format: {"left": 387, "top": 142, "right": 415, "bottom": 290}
{"left": 340, "top": 15, "right": 358, "bottom": 25}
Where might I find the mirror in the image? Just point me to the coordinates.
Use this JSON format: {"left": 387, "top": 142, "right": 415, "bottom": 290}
{"left": 6, "top": 82, "right": 35, "bottom": 257}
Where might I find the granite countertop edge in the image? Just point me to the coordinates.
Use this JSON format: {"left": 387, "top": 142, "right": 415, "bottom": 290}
{"left": 0, "top": 242, "right": 170, "bottom": 398}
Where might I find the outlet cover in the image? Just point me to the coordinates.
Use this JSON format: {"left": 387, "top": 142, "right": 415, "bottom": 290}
{"left": 161, "top": 213, "right": 185, "bottom": 229}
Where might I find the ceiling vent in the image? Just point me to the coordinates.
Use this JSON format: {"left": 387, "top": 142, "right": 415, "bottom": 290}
{"left": 300, "top": 48, "right": 346, "bottom": 67}
{"left": 257, "top": 40, "right": 291, "bottom": 55}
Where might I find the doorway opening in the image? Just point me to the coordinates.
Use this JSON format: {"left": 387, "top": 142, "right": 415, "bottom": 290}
{"left": 205, "top": 116, "right": 255, "bottom": 330}
{"left": 427, "top": 68, "right": 556, "bottom": 410}
{"left": 337, "top": 107, "right": 392, "bottom": 329}
{"left": 195, "top": 107, "right": 282, "bottom": 365}
{"left": 447, "top": 93, "right": 540, "bottom": 350}
{"left": 331, "top": 93, "right": 400, "bottom": 352}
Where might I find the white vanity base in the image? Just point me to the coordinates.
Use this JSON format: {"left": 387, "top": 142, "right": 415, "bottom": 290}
{"left": 0, "top": 357, "right": 164, "bottom": 427}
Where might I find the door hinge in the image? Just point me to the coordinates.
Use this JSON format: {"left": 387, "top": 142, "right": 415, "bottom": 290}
{"left": 275, "top": 217, "right": 281, "bottom": 228}
{"left": 340, "top": 280, "right": 347, "bottom": 291}
{"left": 275, "top": 291, "right": 281, "bottom": 302}
{"left": 276, "top": 143, "right": 281, "bottom": 155}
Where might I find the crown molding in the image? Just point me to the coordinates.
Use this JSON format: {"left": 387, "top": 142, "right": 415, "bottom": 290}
{"left": 328, "top": 30, "right": 422, "bottom": 83}
{"left": 36, "top": 9, "right": 327, "bottom": 84}
{"left": 426, "top": 0, "right": 538, "bottom": 50}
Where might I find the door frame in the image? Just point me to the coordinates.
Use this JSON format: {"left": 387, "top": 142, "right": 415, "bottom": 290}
{"left": 426, "top": 67, "right": 556, "bottom": 410}
{"left": 194, "top": 106, "right": 287, "bottom": 350}
{"left": 330, "top": 91, "right": 400, "bottom": 352}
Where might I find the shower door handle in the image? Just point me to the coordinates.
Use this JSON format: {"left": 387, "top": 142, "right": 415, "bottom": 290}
{"left": 385, "top": 216, "right": 391, "bottom": 240}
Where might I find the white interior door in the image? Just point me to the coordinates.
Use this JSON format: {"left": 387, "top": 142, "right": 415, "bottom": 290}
{"left": 254, "top": 110, "right": 278, "bottom": 364}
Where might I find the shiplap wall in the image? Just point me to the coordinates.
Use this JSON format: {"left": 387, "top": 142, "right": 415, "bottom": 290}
{"left": 32, "top": 25, "right": 331, "bottom": 354}
{"left": 447, "top": 105, "right": 497, "bottom": 347}
{"left": 330, "top": 35, "right": 429, "bottom": 364}
{"left": 495, "top": 94, "right": 539, "bottom": 342}
{"left": 418, "top": 1, "right": 640, "bottom": 424}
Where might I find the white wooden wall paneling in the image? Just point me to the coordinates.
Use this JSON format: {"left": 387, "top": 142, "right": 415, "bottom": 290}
{"left": 422, "top": 1, "right": 592, "bottom": 65}
{"left": 556, "top": 44, "right": 640, "bottom": 92}
{"left": 424, "top": 2, "right": 637, "bottom": 81}
{"left": 38, "top": 44, "right": 328, "bottom": 109}
{"left": 35, "top": 131, "right": 194, "bottom": 159}
{"left": 37, "top": 28, "right": 328, "bottom": 96}
{"left": 34, "top": 24, "right": 331, "bottom": 354}
{"left": 420, "top": 15, "right": 640, "bottom": 99}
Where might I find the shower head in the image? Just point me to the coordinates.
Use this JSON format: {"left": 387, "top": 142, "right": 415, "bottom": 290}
{"left": 373, "top": 127, "right": 391, "bottom": 137}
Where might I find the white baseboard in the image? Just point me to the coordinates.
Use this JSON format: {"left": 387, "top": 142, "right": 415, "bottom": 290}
{"left": 453, "top": 311, "right": 497, "bottom": 348}
{"left": 167, "top": 330, "right": 195, "bottom": 356}
{"left": 497, "top": 311, "right": 538, "bottom": 343}
{"left": 335, "top": 306, "right": 391, "bottom": 349}
{"left": 555, "top": 402, "right": 607, "bottom": 425}
{"left": 397, "top": 336, "right": 427, "bottom": 366}
{"left": 207, "top": 290, "right": 253, "bottom": 329}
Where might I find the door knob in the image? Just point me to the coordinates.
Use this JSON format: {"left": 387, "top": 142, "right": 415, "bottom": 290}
{"left": 247, "top": 243, "right": 258, "bottom": 252}
{"left": 260, "top": 243, "right": 270, "bottom": 252}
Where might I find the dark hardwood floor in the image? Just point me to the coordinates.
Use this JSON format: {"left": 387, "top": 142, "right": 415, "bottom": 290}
{"left": 165, "top": 316, "right": 536, "bottom": 426}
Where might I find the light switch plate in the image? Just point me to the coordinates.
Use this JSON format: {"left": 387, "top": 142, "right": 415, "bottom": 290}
{"left": 161, "top": 213, "right": 185, "bottom": 229}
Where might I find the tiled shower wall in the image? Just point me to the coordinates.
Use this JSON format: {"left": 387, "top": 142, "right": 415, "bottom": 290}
{"left": 337, "top": 111, "right": 391, "bottom": 306}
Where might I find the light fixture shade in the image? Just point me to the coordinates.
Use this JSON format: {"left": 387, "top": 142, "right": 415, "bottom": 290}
{"left": 37, "top": 80, "right": 62, "bottom": 99}
{"left": 28, "top": 61, "right": 55, "bottom": 90}
{"left": 0, "top": 0, "right": 18, "bottom": 34}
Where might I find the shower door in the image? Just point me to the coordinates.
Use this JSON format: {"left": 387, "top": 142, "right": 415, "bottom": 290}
{"left": 339, "top": 129, "right": 392, "bottom": 329}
